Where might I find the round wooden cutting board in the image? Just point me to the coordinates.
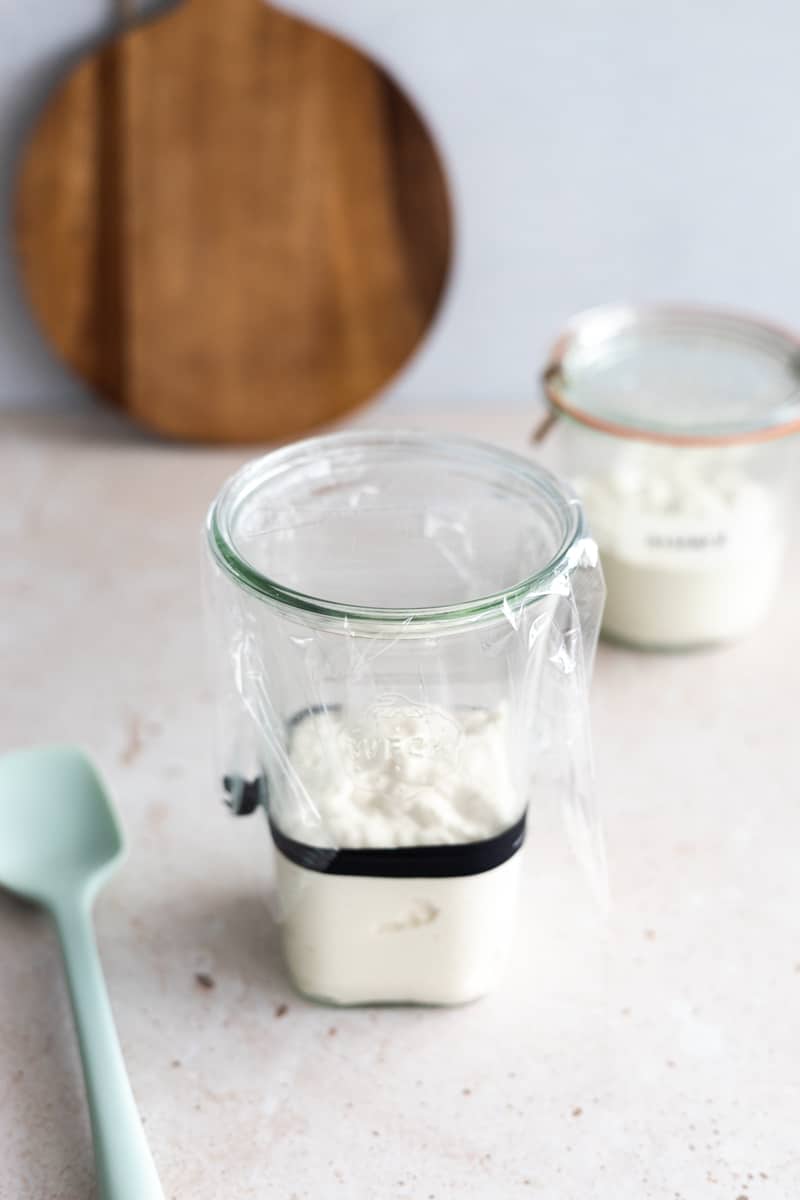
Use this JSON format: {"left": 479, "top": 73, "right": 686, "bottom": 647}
{"left": 14, "top": 0, "right": 452, "bottom": 442}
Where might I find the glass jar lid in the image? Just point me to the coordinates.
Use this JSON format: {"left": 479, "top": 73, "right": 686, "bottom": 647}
{"left": 542, "top": 304, "right": 800, "bottom": 446}
{"left": 208, "top": 431, "right": 586, "bottom": 626}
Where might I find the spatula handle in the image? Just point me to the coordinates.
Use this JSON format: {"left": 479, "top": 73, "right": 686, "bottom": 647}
{"left": 54, "top": 892, "right": 164, "bottom": 1200}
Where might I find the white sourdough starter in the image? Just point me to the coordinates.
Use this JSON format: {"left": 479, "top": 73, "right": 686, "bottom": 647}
{"left": 273, "top": 704, "right": 524, "bottom": 1005}
{"left": 579, "top": 452, "right": 784, "bottom": 648}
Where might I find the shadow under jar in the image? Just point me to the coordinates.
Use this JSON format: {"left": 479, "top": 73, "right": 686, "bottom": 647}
{"left": 206, "top": 432, "right": 603, "bottom": 1006}
{"left": 539, "top": 305, "right": 800, "bottom": 650}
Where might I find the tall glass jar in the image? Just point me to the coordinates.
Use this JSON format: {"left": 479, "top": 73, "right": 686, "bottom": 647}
{"left": 538, "top": 305, "right": 800, "bottom": 650}
{"left": 206, "top": 432, "right": 604, "bottom": 1006}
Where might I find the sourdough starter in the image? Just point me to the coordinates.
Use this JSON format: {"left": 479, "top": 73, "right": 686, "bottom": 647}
{"left": 272, "top": 704, "right": 525, "bottom": 1005}
{"left": 579, "top": 451, "right": 783, "bottom": 648}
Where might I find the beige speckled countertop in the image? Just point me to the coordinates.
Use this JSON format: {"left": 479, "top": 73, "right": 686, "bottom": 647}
{"left": 1, "top": 406, "right": 798, "bottom": 1200}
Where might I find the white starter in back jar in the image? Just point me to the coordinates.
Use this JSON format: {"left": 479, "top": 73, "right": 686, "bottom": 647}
{"left": 539, "top": 305, "right": 800, "bottom": 649}
{"left": 206, "top": 432, "right": 605, "bottom": 1006}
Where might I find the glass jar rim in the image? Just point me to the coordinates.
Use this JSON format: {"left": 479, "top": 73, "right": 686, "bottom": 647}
{"left": 207, "top": 431, "right": 586, "bottom": 627}
{"left": 542, "top": 303, "right": 800, "bottom": 447}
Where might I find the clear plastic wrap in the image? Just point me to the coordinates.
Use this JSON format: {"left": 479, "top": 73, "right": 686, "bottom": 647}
{"left": 205, "top": 432, "right": 606, "bottom": 1005}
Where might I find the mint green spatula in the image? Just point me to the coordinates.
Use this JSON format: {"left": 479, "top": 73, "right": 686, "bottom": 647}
{"left": 0, "top": 746, "right": 164, "bottom": 1200}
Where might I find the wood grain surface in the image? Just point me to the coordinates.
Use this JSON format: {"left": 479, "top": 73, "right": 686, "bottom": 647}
{"left": 14, "top": 0, "right": 451, "bottom": 442}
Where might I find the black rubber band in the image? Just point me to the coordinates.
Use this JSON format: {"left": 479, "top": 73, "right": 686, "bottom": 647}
{"left": 225, "top": 704, "right": 527, "bottom": 877}
{"left": 268, "top": 811, "right": 526, "bottom": 878}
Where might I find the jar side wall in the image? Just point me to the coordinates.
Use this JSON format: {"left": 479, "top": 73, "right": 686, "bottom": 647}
{"left": 209, "top": 562, "right": 567, "bottom": 848}
{"left": 550, "top": 419, "right": 792, "bottom": 648}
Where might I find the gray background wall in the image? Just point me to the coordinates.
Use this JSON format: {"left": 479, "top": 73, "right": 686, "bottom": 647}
{"left": 2, "top": 0, "right": 799, "bottom": 413}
